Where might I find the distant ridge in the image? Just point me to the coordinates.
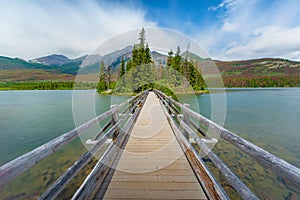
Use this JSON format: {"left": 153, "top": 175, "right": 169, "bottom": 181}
{"left": 30, "top": 54, "right": 73, "bottom": 66}
{"left": 0, "top": 46, "right": 299, "bottom": 82}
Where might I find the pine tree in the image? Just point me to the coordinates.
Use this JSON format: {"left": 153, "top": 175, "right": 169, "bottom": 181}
{"left": 99, "top": 61, "right": 106, "bottom": 81}
{"left": 172, "top": 46, "right": 182, "bottom": 72}
{"left": 166, "top": 46, "right": 207, "bottom": 91}
{"left": 132, "top": 44, "right": 138, "bottom": 68}
{"left": 107, "top": 66, "right": 111, "bottom": 89}
{"left": 139, "top": 27, "right": 146, "bottom": 49}
{"left": 126, "top": 60, "right": 132, "bottom": 72}
{"left": 167, "top": 50, "right": 174, "bottom": 67}
{"left": 120, "top": 57, "right": 125, "bottom": 77}
{"left": 144, "top": 43, "right": 152, "bottom": 64}
{"left": 97, "top": 61, "right": 107, "bottom": 92}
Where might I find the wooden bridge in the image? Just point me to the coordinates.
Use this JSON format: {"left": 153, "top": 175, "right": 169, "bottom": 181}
{"left": 1, "top": 90, "right": 300, "bottom": 199}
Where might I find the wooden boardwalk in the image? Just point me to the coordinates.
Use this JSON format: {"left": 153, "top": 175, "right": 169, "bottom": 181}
{"left": 99, "top": 92, "right": 207, "bottom": 199}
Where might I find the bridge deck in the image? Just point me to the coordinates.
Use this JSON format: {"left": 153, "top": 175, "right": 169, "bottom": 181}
{"left": 99, "top": 92, "right": 207, "bottom": 199}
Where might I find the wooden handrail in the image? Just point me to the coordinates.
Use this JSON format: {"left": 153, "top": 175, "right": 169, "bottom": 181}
{"left": 155, "top": 90, "right": 300, "bottom": 189}
{"left": 40, "top": 91, "right": 148, "bottom": 200}
{"left": 71, "top": 92, "right": 148, "bottom": 200}
{"left": 180, "top": 119, "right": 258, "bottom": 199}
{"left": 0, "top": 92, "right": 144, "bottom": 187}
{"left": 158, "top": 96, "right": 229, "bottom": 200}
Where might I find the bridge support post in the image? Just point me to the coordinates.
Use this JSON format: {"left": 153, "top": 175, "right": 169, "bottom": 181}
{"left": 131, "top": 96, "right": 135, "bottom": 113}
{"left": 168, "top": 96, "right": 173, "bottom": 114}
{"left": 111, "top": 104, "right": 118, "bottom": 141}
{"left": 182, "top": 103, "right": 190, "bottom": 140}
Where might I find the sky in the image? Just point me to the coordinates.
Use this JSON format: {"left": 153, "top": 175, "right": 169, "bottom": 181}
{"left": 0, "top": 0, "right": 300, "bottom": 61}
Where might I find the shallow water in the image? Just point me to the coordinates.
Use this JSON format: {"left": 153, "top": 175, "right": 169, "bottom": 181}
{"left": 0, "top": 88, "right": 299, "bottom": 199}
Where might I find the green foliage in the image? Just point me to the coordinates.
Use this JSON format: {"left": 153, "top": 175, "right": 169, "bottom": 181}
{"left": 113, "top": 28, "right": 155, "bottom": 94}
{"left": 96, "top": 61, "right": 108, "bottom": 93}
{"left": 138, "top": 27, "right": 146, "bottom": 48}
{"left": 120, "top": 57, "right": 125, "bottom": 77}
{"left": 166, "top": 47, "right": 207, "bottom": 91}
{"left": 96, "top": 81, "right": 107, "bottom": 93}
{"left": 129, "top": 28, "right": 152, "bottom": 69}
{"left": 167, "top": 50, "right": 174, "bottom": 67}
{"left": 0, "top": 81, "right": 95, "bottom": 90}
{"left": 222, "top": 75, "right": 300, "bottom": 88}
{"left": 152, "top": 83, "right": 178, "bottom": 101}
{"left": 108, "top": 28, "right": 207, "bottom": 95}
{"left": 98, "top": 61, "right": 107, "bottom": 81}
{"left": 143, "top": 44, "right": 152, "bottom": 64}
{"left": 126, "top": 60, "right": 132, "bottom": 72}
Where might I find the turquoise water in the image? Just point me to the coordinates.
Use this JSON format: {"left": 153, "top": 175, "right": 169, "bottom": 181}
{"left": 200, "top": 88, "right": 300, "bottom": 168}
{"left": 1, "top": 88, "right": 299, "bottom": 166}
{"left": 0, "top": 90, "right": 128, "bottom": 165}
{"left": 0, "top": 89, "right": 299, "bottom": 198}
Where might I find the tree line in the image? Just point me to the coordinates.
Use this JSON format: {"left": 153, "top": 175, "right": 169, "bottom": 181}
{"left": 0, "top": 81, "right": 95, "bottom": 90}
{"left": 204, "top": 74, "right": 299, "bottom": 88}
{"left": 97, "top": 28, "right": 207, "bottom": 94}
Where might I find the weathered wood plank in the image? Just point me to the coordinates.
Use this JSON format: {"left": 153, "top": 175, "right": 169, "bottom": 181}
{"left": 71, "top": 93, "right": 148, "bottom": 200}
{"left": 102, "top": 92, "right": 206, "bottom": 199}
{"left": 0, "top": 93, "right": 143, "bottom": 187}
{"left": 109, "top": 174, "right": 199, "bottom": 182}
{"left": 156, "top": 89, "right": 300, "bottom": 189}
{"left": 103, "top": 189, "right": 206, "bottom": 199}
{"left": 39, "top": 119, "right": 124, "bottom": 200}
{"left": 180, "top": 119, "right": 258, "bottom": 200}
{"left": 159, "top": 96, "right": 229, "bottom": 200}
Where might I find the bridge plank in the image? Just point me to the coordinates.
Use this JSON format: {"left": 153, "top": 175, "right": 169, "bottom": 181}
{"left": 100, "top": 92, "right": 207, "bottom": 199}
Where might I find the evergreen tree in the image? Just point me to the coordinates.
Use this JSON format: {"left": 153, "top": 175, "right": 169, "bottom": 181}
{"left": 126, "top": 60, "right": 132, "bottom": 72}
{"left": 172, "top": 46, "right": 182, "bottom": 72}
{"left": 132, "top": 44, "right": 139, "bottom": 68}
{"left": 99, "top": 61, "right": 107, "bottom": 81}
{"left": 139, "top": 27, "right": 146, "bottom": 49}
{"left": 166, "top": 45, "right": 207, "bottom": 91}
{"left": 97, "top": 61, "right": 107, "bottom": 92}
{"left": 138, "top": 46, "right": 144, "bottom": 65}
{"left": 167, "top": 50, "right": 174, "bottom": 67}
{"left": 176, "top": 46, "right": 181, "bottom": 56}
{"left": 120, "top": 57, "right": 125, "bottom": 77}
{"left": 144, "top": 43, "right": 152, "bottom": 64}
{"left": 107, "top": 66, "right": 111, "bottom": 89}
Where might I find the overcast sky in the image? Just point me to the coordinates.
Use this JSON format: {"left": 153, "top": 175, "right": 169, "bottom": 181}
{"left": 0, "top": 0, "right": 300, "bottom": 61}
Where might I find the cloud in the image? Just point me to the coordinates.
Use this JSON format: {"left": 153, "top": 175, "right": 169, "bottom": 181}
{"left": 221, "top": 22, "right": 238, "bottom": 32}
{"left": 0, "top": 0, "right": 156, "bottom": 59}
{"left": 201, "top": 0, "right": 300, "bottom": 61}
{"left": 225, "top": 26, "right": 300, "bottom": 59}
{"left": 208, "top": 0, "right": 238, "bottom": 12}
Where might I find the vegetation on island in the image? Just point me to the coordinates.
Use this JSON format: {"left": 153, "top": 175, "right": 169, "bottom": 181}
{"left": 96, "top": 28, "right": 207, "bottom": 95}
{"left": 0, "top": 30, "right": 299, "bottom": 91}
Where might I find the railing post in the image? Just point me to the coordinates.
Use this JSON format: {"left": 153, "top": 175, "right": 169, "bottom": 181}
{"left": 182, "top": 103, "right": 190, "bottom": 139}
{"left": 131, "top": 96, "right": 135, "bottom": 113}
{"left": 111, "top": 104, "right": 118, "bottom": 141}
{"left": 168, "top": 96, "right": 173, "bottom": 114}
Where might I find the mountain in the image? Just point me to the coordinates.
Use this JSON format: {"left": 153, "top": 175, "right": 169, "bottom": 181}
{"left": 215, "top": 58, "right": 300, "bottom": 76}
{"left": 0, "top": 56, "right": 47, "bottom": 70}
{"left": 78, "top": 46, "right": 132, "bottom": 74}
{"left": 30, "top": 54, "right": 73, "bottom": 66}
{"left": 151, "top": 51, "right": 167, "bottom": 65}
{"left": 1, "top": 46, "right": 299, "bottom": 82}
{"left": 101, "top": 46, "right": 133, "bottom": 66}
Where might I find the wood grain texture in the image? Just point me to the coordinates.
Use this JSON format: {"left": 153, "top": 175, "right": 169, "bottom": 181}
{"left": 101, "top": 92, "right": 207, "bottom": 199}
{"left": 156, "top": 90, "right": 300, "bottom": 189}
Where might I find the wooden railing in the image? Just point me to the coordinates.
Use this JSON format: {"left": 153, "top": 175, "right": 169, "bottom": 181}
{"left": 155, "top": 90, "right": 300, "bottom": 200}
{"left": 0, "top": 91, "right": 148, "bottom": 200}
{"left": 2, "top": 89, "right": 299, "bottom": 200}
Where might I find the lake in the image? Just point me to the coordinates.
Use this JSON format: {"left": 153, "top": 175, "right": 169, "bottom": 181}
{"left": 0, "top": 88, "right": 299, "bottom": 199}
